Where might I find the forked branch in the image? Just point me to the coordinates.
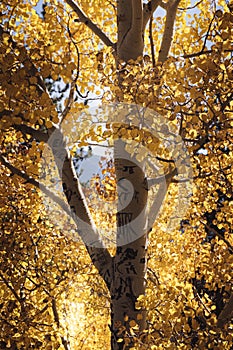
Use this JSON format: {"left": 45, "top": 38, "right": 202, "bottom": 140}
{"left": 0, "top": 26, "right": 113, "bottom": 285}
{"left": 143, "top": 0, "right": 161, "bottom": 31}
{"left": 7, "top": 123, "right": 113, "bottom": 289}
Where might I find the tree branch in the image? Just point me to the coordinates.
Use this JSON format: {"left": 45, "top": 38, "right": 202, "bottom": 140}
{"left": 0, "top": 110, "right": 51, "bottom": 143}
{"left": 0, "top": 154, "right": 72, "bottom": 218}
{"left": 45, "top": 127, "right": 113, "bottom": 289}
{"left": 51, "top": 298, "right": 71, "bottom": 350}
{"left": 201, "top": 221, "right": 233, "bottom": 254}
{"left": 149, "top": 15, "right": 156, "bottom": 67}
{"left": 217, "top": 293, "right": 233, "bottom": 328}
{"left": 178, "top": 0, "right": 203, "bottom": 10}
{"left": 143, "top": 0, "right": 161, "bottom": 31}
{"left": 182, "top": 49, "right": 233, "bottom": 59}
{"left": 147, "top": 181, "right": 168, "bottom": 230}
{"left": 147, "top": 165, "right": 176, "bottom": 229}
{"left": 158, "top": 0, "right": 181, "bottom": 63}
{"left": 12, "top": 123, "right": 51, "bottom": 142}
{"left": 65, "top": 0, "right": 115, "bottom": 49}
{"left": 0, "top": 271, "right": 21, "bottom": 303}
{"left": 147, "top": 166, "right": 178, "bottom": 188}
{"left": 2, "top": 123, "right": 114, "bottom": 289}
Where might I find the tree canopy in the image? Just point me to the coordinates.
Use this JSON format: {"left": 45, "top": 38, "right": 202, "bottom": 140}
{"left": 0, "top": 0, "right": 233, "bottom": 349}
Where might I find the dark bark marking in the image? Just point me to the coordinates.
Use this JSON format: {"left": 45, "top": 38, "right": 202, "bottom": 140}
{"left": 122, "top": 165, "right": 137, "bottom": 173}
{"left": 117, "top": 212, "right": 133, "bottom": 226}
{"left": 133, "top": 190, "right": 139, "bottom": 202}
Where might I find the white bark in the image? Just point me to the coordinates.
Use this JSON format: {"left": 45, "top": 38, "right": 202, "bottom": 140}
{"left": 158, "top": 0, "right": 181, "bottom": 63}
{"left": 117, "top": 0, "right": 144, "bottom": 61}
{"left": 111, "top": 139, "right": 148, "bottom": 349}
{"left": 48, "top": 127, "right": 113, "bottom": 289}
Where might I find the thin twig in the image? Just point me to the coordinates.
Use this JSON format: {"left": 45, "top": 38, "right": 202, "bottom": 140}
{"left": 178, "top": 0, "right": 204, "bottom": 10}
{"left": 51, "top": 298, "right": 71, "bottom": 350}
{"left": 193, "top": 285, "right": 211, "bottom": 315}
{"left": 200, "top": 220, "right": 233, "bottom": 254}
{"left": 0, "top": 271, "right": 21, "bottom": 303}
{"left": 183, "top": 49, "right": 233, "bottom": 59}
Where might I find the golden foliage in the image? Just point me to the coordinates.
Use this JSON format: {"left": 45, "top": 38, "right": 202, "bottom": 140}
{"left": 0, "top": 0, "right": 232, "bottom": 349}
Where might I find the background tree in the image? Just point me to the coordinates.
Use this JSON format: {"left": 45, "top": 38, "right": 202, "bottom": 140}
{"left": 0, "top": 0, "right": 232, "bottom": 349}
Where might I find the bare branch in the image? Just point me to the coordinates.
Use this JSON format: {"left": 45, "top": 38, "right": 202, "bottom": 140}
{"left": 200, "top": 15, "right": 215, "bottom": 53}
{"left": 178, "top": 0, "right": 204, "bottom": 10}
{"left": 51, "top": 298, "right": 71, "bottom": 350}
{"left": 59, "top": 82, "right": 76, "bottom": 124}
{"left": 147, "top": 164, "right": 176, "bottom": 229}
{"left": 193, "top": 284, "right": 211, "bottom": 315}
{"left": 59, "top": 19, "right": 81, "bottom": 125}
{"left": 147, "top": 181, "right": 168, "bottom": 230}
{"left": 51, "top": 298, "right": 60, "bottom": 328}
{"left": 46, "top": 127, "right": 113, "bottom": 288}
{"left": 64, "top": 0, "right": 115, "bottom": 49}
{"left": 158, "top": 0, "right": 181, "bottom": 63}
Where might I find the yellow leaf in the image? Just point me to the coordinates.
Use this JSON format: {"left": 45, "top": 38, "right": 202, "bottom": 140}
{"left": 117, "top": 339, "right": 123, "bottom": 343}
{"left": 129, "top": 320, "right": 137, "bottom": 327}
{"left": 189, "top": 129, "right": 198, "bottom": 138}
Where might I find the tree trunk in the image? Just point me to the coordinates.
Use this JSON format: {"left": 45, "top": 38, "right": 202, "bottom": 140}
{"left": 1, "top": 2, "right": 180, "bottom": 348}
{"left": 110, "top": 3, "right": 148, "bottom": 348}
{"left": 117, "top": 0, "right": 144, "bottom": 61}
